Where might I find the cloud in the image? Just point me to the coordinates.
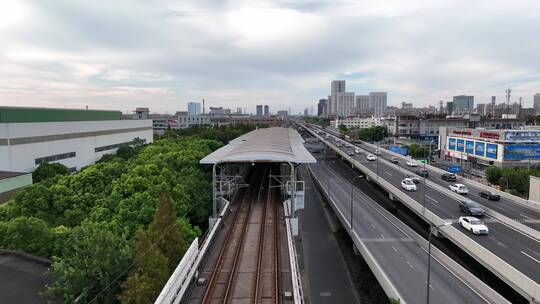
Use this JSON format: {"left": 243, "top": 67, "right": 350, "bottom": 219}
{"left": 0, "top": 0, "right": 539, "bottom": 113}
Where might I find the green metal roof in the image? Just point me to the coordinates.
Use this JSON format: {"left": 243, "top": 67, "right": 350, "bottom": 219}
{"left": 0, "top": 106, "right": 122, "bottom": 123}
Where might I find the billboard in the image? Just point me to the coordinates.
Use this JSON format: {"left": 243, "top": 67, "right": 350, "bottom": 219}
{"left": 466, "top": 140, "right": 475, "bottom": 154}
{"left": 446, "top": 165, "right": 461, "bottom": 173}
{"left": 486, "top": 143, "right": 498, "bottom": 159}
{"left": 475, "top": 141, "right": 486, "bottom": 157}
{"left": 448, "top": 138, "right": 456, "bottom": 150}
{"left": 503, "top": 144, "right": 540, "bottom": 160}
{"left": 456, "top": 139, "right": 465, "bottom": 152}
{"left": 503, "top": 130, "right": 540, "bottom": 142}
{"left": 389, "top": 146, "right": 408, "bottom": 156}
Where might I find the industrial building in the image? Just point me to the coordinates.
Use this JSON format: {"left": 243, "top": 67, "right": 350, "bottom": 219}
{"left": 0, "top": 106, "right": 153, "bottom": 173}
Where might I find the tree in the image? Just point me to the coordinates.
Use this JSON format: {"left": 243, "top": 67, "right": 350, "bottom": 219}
{"left": 338, "top": 124, "right": 348, "bottom": 134}
{"left": 0, "top": 216, "right": 53, "bottom": 257}
{"left": 47, "top": 222, "right": 132, "bottom": 303}
{"left": 356, "top": 126, "right": 388, "bottom": 142}
{"left": 117, "top": 145, "right": 136, "bottom": 160}
{"left": 32, "top": 162, "right": 69, "bottom": 183}
{"left": 147, "top": 187, "right": 186, "bottom": 271}
{"left": 407, "top": 144, "right": 430, "bottom": 158}
{"left": 485, "top": 166, "right": 502, "bottom": 185}
{"left": 119, "top": 231, "right": 169, "bottom": 304}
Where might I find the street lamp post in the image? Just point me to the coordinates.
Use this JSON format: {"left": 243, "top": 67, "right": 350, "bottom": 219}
{"left": 350, "top": 175, "right": 364, "bottom": 229}
{"left": 426, "top": 222, "right": 452, "bottom": 304}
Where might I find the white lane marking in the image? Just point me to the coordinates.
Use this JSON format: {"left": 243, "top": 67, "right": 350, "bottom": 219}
{"left": 522, "top": 251, "right": 540, "bottom": 264}
{"left": 406, "top": 261, "right": 414, "bottom": 268}
{"left": 385, "top": 171, "right": 392, "bottom": 176}
{"left": 520, "top": 213, "right": 535, "bottom": 221}
{"left": 392, "top": 246, "right": 398, "bottom": 253}
{"left": 425, "top": 195, "right": 439, "bottom": 204}
{"left": 380, "top": 234, "right": 385, "bottom": 238}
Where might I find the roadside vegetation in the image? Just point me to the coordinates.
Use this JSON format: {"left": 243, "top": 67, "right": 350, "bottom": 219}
{"left": 0, "top": 125, "right": 257, "bottom": 303}
{"left": 485, "top": 166, "right": 540, "bottom": 197}
{"left": 339, "top": 125, "right": 388, "bottom": 142}
{"left": 304, "top": 116, "right": 330, "bottom": 128}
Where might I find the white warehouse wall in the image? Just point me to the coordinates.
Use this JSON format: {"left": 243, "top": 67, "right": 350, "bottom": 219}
{"left": 0, "top": 120, "right": 153, "bottom": 173}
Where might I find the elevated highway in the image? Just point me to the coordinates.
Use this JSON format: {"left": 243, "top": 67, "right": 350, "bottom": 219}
{"left": 299, "top": 123, "right": 540, "bottom": 303}
{"left": 303, "top": 161, "right": 507, "bottom": 304}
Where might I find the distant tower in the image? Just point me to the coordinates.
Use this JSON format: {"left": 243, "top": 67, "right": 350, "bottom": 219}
{"left": 491, "top": 96, "right": 496, "bottom": 117}
{"left": 505, "top": 88, "right": 511, "bottom": 119}
{"left": 439, "top": 100, "right": 443, "bottom": 113}
{"left": 202, "top": 99, "right": 206, "bottom": 115}
{"left": 519, "top": 97, "right": 522, "bottom": 117}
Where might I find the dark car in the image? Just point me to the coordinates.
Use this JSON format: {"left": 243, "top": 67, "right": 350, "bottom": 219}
{"left": 416, "top": 168, "right": 429, "bottom": 178}
{"left": 441, "top": 173, "right": 457, "bottom": 181}
{"left": 479, "top": 190, "right": 501, "bottom": 201}
{"left": 459, "top": 200, "right": 485, "bottom": 216}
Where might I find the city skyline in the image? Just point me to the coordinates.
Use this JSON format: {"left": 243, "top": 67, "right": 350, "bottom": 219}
{"left": 1, "top": 1, "right": 540, "bottom": 113}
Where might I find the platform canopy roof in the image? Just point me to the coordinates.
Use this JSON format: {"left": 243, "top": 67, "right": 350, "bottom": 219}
{"left": 200, "top": 127, "right": 316, "bottom": 164}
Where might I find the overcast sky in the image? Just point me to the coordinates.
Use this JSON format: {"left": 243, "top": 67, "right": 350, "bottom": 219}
{"left": 1, "top": 0, "right": 539, "bottom": 114}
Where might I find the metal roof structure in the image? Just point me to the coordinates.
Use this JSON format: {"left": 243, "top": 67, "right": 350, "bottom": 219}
{"left": 200, "top": 127, "right": 316, "bottom": 164}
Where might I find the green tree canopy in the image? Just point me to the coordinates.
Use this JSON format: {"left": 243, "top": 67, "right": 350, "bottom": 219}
{"left": 148, "top": 187, "right": 186, "bottom": 271}
{"left": 119, "top": 230, "right": 169, "bottom": 304}
{"left": 47, "top": 222, "right": 132, "bottom": 303}
{"left": 32, "top": 162, "right": 69, "bottom": 183}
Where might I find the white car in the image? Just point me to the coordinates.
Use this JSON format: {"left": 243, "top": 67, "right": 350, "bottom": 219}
{"left": 406, "top": 160, "right": 418, "bottom": 167}
{"left": 367, "top": 154, "right": 377, "bottom": 161}
{"left": 374, "top": 150, "right": 382, "bottom": 155}
{"left": 355, "top": 148, "right": 362, "bottom": 154}
{"left": 401, "top": 178, "right": 417, "bottom": 191}
{"left": 459, "top": 216, "right": 489, "bottom": 235}
{"left": 449, "top": 183, "right": 469, "bottom": 195}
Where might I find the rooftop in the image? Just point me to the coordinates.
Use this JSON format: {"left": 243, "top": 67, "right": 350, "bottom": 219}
{"left": 0, "top": 171, "right": 28, "bottom": 180}
{"left": 0, "top": 106, "right": 122, "bottom": 123}
{"left": 200, "top": 127, "right": 316, "bottom": 164}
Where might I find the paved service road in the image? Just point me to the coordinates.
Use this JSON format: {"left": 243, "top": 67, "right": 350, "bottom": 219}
{"left": 297, "top": 166, "right": 360, "bottom": 304}
{"left": 307, "top": 161, "right": 491, "bottom": 304}
{"left": 311, "top": 128, "right": 540, "bottom": 284}
{"left": 0, "top": 253, "right": 52, "bottom": 304}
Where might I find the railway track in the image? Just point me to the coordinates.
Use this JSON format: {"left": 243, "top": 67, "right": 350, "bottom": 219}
{"left": 201, "top": 164, "right": 280, "bottom": 304}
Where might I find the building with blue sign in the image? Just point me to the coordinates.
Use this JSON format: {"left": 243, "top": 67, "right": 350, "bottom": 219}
{"left": 439, "top": 127, "right": 540, "bottom": 168}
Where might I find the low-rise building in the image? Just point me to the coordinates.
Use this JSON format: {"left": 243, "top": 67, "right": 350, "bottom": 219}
{"left": 396, "top": 115, "right": 526, "bottom": 142}
{"left": 0, "top": 106, "right": 153, "bottom": 173}
{"left": 0, "top": 171, "right": 32, "bottom": 204}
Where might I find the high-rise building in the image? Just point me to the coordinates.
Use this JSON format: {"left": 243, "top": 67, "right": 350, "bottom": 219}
{"left": 187, "top": 102, "right": 201, "bottom": 116}
{"left": 452, "top": 95, "right": 474, "bottom": 114}
{"left": 256, "top": 105, "right": 263, "bottom": 116}
{"left": 534, "top": 93, "right": 540, "bottom": 115}
{"left": 236, "top": 107, "right": 242, "bottom": 114}
{"left": 330, "top": 80, "right": 346, "bottom": 114}
{"left": 446, "top": 101, "right": 454, "bottom": 114}
{"left": 317, "top": 99, "right": 328, "bottom": 116}
{"left": 476, "top": 103, "right": 486, "bottom": 115}
{"left": 369, "top": 92, "right": 387, "bottom": 117}
{"left": 356, "top": 95, "right": 370, "bottom": 113}
{"left": 304, "top": 108, "right": 309, "bottom": 116}
{"left": 337, "top": 92, "right": 355, "bottom": 117}
{"left": 264, "top": 105, "right": 269, "bottom": 116}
